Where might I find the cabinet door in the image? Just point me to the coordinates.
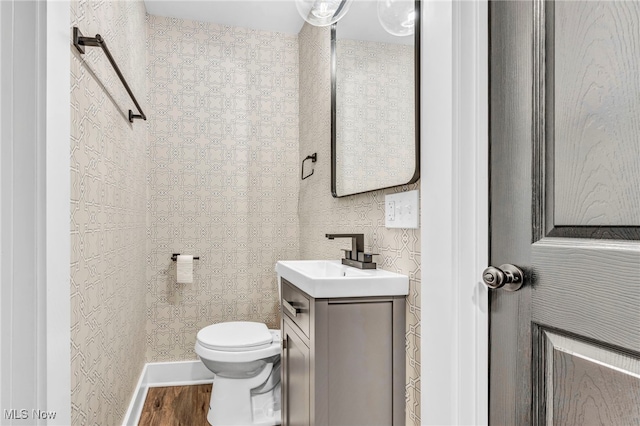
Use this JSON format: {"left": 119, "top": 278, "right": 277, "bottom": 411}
{"left": 282, "top": 319, "right": 310, "bottom": 426}
{"left": 327, "top": 301, "right": 394, "bottom": 425}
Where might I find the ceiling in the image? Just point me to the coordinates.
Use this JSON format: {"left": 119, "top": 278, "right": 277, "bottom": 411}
{"left": 143, "top": 0, "right": 415, "bottom": 44}
{"left": 337, "top": 1, "right": 413, "bottom": 45}
{"left": 143, "top": 1, "right": 306, "bottom": 35}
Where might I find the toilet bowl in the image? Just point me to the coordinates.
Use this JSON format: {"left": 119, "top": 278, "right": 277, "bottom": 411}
{"left": 195, "top": 321, "right": 281, "bottom": 426}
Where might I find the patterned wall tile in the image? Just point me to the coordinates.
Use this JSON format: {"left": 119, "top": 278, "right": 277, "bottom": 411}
{"left": 70, "top": 0, "right": 148, "bottom": 424}
{"left": 146, "top": 15, "right": 300, "bottom": 362}
{"left": 298, "top": 23, "right": 421, "bottom": 426}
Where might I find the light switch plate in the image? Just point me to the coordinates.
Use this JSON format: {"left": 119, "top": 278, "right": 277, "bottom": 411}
{"left": 385, "top": 190, "right": 419, "bottom": 229}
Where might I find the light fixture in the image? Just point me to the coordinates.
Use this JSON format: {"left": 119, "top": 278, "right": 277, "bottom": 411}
{"left": 377, "top": 0, "right": 416, "bottom": 37}
{"left": 295, "top": 0, "right": 353, "bottom": 27}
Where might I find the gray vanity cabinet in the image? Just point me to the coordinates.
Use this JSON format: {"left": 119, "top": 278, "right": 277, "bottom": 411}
{"left": 280, "top": 278, "right": 406, "bottom": 426}
{"left": 281, "top": 319, "right": 311, "bottom": 424}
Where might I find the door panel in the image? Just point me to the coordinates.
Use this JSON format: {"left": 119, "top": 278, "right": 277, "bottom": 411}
{"left": 490, "top": 0, "right": 640, "bottom": 424}
{"left": 553, "top": 1, "right": 640, "bottom": 227}
{"left": 541, "top": 330, "right": 640, "bottom": 425}
{"left": 532, "top": 239, "right": 640, "bottom": 350}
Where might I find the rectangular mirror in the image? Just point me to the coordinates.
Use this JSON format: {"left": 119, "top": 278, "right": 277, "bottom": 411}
{"left": 331, "top": 0, "right": 420, "bottom": 197}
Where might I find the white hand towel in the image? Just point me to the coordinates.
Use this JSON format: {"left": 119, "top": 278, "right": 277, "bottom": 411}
{"left": 177, "top": 255, "right": 193, "bottom": 284}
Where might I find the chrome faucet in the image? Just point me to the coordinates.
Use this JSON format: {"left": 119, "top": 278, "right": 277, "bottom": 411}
{"left": 325, "top": 233, "right": 376, "bottom": 269}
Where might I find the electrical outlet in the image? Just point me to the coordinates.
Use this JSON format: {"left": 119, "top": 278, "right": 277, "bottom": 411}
{"left": 385, "top": 190, "right": 419, "bottom": 229}
{"left": 386, "top": 201, "right": 396, "bottom": 221}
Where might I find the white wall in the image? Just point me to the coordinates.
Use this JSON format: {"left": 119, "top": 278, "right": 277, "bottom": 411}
{"left": 1, "top": 1, "right": 46, "bottom": 422}
{"left": 0, "top": 1, "right": 70, "bottom": 424}
{"left": 46, "top": 1, "right": 72, "bottom": 424}
{"left": 421, "top": 1, "right": 488, "bottom": 424}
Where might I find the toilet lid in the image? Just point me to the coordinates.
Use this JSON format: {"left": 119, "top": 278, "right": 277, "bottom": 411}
{"left": 197, "top": 321, "right": 273, "bottom": 352}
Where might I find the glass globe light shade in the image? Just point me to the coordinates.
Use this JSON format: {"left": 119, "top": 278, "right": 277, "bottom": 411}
{"left": 295, "top": 0, "right": 353, "bottom": 27}
{"left": 377, "top": 0, "right": 416, "bottom": 37}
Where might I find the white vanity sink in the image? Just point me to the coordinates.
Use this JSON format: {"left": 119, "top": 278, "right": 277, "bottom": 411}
{"left": 275, "top": 260, "right": 409, "bottom": 298}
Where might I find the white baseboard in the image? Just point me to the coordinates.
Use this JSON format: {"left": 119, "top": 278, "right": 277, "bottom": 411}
{"left": 122, "top": 360, "right": 215, "bottom": 426}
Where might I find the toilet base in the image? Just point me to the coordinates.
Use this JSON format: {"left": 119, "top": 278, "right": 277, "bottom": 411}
{"left": 206, "top": 365, "right": 281, "bottom": 426}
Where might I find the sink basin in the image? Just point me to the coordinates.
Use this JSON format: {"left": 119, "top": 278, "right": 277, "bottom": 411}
{"left": 275, "top": 260, "right": 409, "bottom": 298}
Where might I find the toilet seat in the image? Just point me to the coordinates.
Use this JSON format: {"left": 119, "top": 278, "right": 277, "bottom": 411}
{"left": 198, "top": 321, "right": 273, "bottom": 352}
{"left": 195, "top": 326, "right": 281, "bottom": 363}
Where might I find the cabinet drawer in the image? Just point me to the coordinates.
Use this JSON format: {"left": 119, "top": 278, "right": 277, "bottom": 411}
{"left": 281, "top": 279, "right": 310, "bottom": 338}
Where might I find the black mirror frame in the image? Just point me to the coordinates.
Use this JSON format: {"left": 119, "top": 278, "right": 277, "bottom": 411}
{"left": 331, "top": 0, "right": 421, "bottom": 198}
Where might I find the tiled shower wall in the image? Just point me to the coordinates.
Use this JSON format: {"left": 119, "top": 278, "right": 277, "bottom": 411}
{"left": 298, "top": 24, "right": 421, "bottom": 425}
{"left": 70, "top": 0, "right": 148, "bottom": 424}
{"left": 146, "top": 15, "right": 300, "bottom": 361}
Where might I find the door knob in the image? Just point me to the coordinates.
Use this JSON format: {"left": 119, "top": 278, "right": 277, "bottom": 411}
{"left": 482, "top": 264, "right": 525, "bottom": 291}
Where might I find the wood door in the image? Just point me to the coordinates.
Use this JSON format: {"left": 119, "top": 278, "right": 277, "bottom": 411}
{"left": 490, "top": 1, "right": 640, "bottom": 424}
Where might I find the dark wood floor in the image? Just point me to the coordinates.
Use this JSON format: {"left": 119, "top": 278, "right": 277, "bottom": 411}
{"left": 138, "top": 384, "right": 212, "bottom": 426}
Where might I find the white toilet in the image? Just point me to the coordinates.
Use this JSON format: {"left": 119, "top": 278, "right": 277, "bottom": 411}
{"left": 195, "top": 321, "right": 282, "bottom": 426}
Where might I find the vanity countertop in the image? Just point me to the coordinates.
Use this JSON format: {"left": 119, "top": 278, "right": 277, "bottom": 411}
{"left": 275, "top": 260, "right": 409, "bottom": 298}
